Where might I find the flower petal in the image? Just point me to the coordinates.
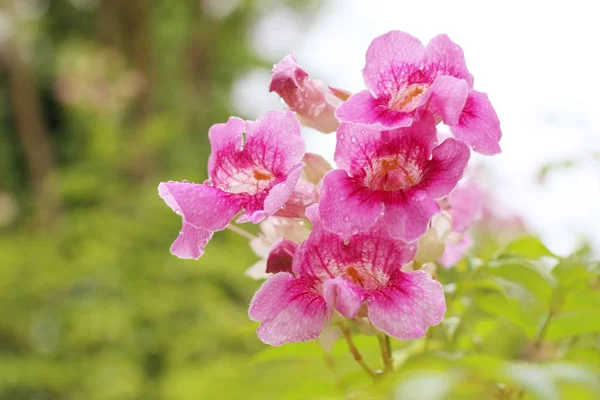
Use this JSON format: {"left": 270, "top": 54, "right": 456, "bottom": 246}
{"left": 249, "top": 273, "right": 328, "bottom": 346}
{"left": 368, "top": 270, "right": 446, "bottom": 339}
{"left": 335, "top": 90, "right": 413, "bottom": 129}
{"left": 251, "top": 162, "right": 304, "bottom": 222}
{"left": 158, "top": 181, "right": 241, "bottom": 231}
{"left": 266, "top": 238, "right": 297, "bottom": 274}
{"left": 245, "top": 111, "right": 305, "bottom": 174}
{"left": 363, "top": 31, "right": 427, "bottom": 97}
{"left": 450, "top": 90, "right": 502, "bottom": 155}
{"left": 421, "top": 75, "right": 469, "bottom": 126}
{"left": 382, "top": 190, "right": 440, "bottom": 242}
{"left": 426, "top": 34, "right": 474, "bottom": 88}
{"left": 322, "top": 278, "right": 365, "bottom": 318}
{"left": 169, "top": 224, "right": 213, "bottom": 260}
{"left": 319, "top": 170, "right": 383, "bottom": 238}
{"left": 418, "top": 138, "right": 470, "bottom": 198}
{"left": 439, "top": 235, "right": 472, "bottom": 268}
{"left": 158, "top": 182, "right": 242, "bottom": 259}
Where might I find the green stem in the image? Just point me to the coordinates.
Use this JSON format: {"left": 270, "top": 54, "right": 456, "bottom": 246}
{"left": 377, "top": 334, "right": 393, "bottom": 373}
{"left": 338, "top": 323, "right": 377, "bottom": 379}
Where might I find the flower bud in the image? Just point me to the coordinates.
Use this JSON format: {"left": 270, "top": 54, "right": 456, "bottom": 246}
{"left": 302, "top": 153, "right": 332, "bottom": 184}
{"left": 270, "top": 54, "right": 347, "bottom": 133}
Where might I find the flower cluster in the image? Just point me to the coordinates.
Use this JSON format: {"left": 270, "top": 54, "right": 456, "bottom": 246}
{"left": 159, "top": 31, "right": 501, "bottom": 346}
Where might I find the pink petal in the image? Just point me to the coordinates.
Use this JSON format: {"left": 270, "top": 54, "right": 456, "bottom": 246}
{"left": 367, "top": 270, "right": 446, "bottom": 339}
{"left": 158, "top": 181, "right": 241, "bottom": 231}
{"left": 363, "top": 31, "right": 427, "bottom": 96}
{"left": 244, "top": 111, "right": 305, "bottom": 174}
{"left": 207, "top": 116, "right": 246, "bottom": 179}
{"left": 334, "top": 122, "right": 381, "bottom": 176}
{"left": 426, "top": 34, "right": 474, "bottom": 88}
{"left": 417, "top": 138, "right": 470, "bottom": 198}
{"left": 382, "top": 190, "right": 440, "bottom": 242}
{"left": 444, "top": 180, "right": 485, "bottom": 233}
{"left": 266, "top": 238, "right": 297, "bottom": 274}
{"left": 319, "top": 170, "right": 383, "bottom": 238}
{"left": 295, "top": 205, "right": 416, "bottom": 280}
{"left": 252, "top": 162, "right": 304, "bottom": 222}
{"left": 169, "top": 224, "right": 213, "bottom": 260}
{"left": 275, "top": 177, "right": 319, "bottom": 218}
{"left": 322, "top": 278, "right": 365, "bottom": 318}
{"left": 421, "top": 75, "right": 469, "bottom": 126}
{"left": 269, "top": 55, "right": 341, "bottom": 133}
{"left": 439, "top": 235, "right": 472, "bottom": 268}
{"left": 249, "top": 273, "right": 328, "bottom": 346}
{"left": 302, "top": 153, "right": 332, "bottom": 184}
{"left": 450, "top": 90, "right": 501, "bottom": 155}
{"left": 335, "top": 90, "right": 413, "bottom": 129}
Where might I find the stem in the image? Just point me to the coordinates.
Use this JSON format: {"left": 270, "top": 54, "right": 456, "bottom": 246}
{"left": 377, "top": 334, "right": 394, "bottom": 373}
{"left": 338, "top": 323, "right": 377, "bottom": 379}
{"left": 226, "top": 224, "right": 257, "bottom": 240}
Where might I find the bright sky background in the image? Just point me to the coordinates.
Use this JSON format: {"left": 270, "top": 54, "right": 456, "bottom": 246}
{"left": 233, "top": 0, "right": 600, "bottom": 256}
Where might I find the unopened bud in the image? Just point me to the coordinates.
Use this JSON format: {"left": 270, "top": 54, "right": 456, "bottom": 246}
{"left": 270, "top": 54, "right": 348, "bottom": 133}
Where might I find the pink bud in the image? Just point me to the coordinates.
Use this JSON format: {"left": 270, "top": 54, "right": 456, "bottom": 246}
{"left": 270, "top": 54, "right": 347, "bottom": 133}
{"left": 302, "top": 153, "right": 332, "bottom": 184}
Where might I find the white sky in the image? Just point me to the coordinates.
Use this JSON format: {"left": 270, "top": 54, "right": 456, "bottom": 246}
{"left": 232, "top": 0, "right": 600, "bottom": 256}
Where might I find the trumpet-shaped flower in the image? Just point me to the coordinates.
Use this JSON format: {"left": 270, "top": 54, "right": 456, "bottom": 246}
{"left": 270, "top": 54, "right": 348, "bottom": 133}
{"left": 248, "top": 206, "right": 445, "bottom": 345}
{"left": 319, "top": 112, "right": 469, "bottom": 242}
{"left": 158, "top": 111, "right": 305, "bottom": 259}
{"left": 336, "top": 31, "right": 501, "bottom": 154}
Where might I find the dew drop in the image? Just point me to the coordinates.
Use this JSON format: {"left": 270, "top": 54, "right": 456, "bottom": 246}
{"left": 339, "top": 134, "right": 345, "bottom": 140}
{"left": 217, "top": 184, "right": 230, "bottom": 192}
{"left": 181, "top": 179, "right": 189, "bottom": 183}
{"left": 351, "top": 226, "right": 359, "bottom": 235}
{"left": 175, "top": 209, "right": 182, "bottom": 216}
{"left": 351, "top": 136, "right": 357, "bottom": 143}
{"left": 203, "top": 179, "right": 213, "bottom": 186}
{"left": 343, "top": 238, "right": 350, "bottom": 245}
{"left": 343, "top": 215, "right": 349, "bottom": 222}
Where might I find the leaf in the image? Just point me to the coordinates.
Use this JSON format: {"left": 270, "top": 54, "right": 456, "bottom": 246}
{"left": 561, "top": 288, "right": 600, "bottom": 312}
{"left": 505, "top": 363, "right": 558, "bottom": 400}
{"left": 497, "top": 236, "right": 556, "bottom": 260}
{"left": 546, "top": 311, "right": 600, "bottom": 340}
{"left": 553, "top": 257, "right": 596, "bottom": 291}
{"left": 476, "top": 293, "right": 538, "bottom": 338}
{"left": 484, "top": 260, "right": 555, "bottom": 304}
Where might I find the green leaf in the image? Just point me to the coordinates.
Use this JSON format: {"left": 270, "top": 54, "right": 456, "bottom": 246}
{"left": 497, "top": 236, "right": 556, "bottom": 260}
{"left": 484, "top": 260, "right": 555, "bottom": 304}
{"left": 546, "top": 311, "right": 600, "bottom": 340}
{"left": 553, "top": 257, "right": 596, "bottom": 291}
{"left": 477, "top": 293, "right": 538, "bottom": 338}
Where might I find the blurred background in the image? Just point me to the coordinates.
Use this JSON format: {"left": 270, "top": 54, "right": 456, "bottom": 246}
{"left": 0, "top": 0, "right": 598, "bottom": 399}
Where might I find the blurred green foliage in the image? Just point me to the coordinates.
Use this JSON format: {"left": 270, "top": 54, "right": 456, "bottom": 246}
{"left": 0, "top": 1, "right": 599, "bottom": 399}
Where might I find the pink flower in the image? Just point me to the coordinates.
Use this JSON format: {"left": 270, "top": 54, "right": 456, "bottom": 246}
{"left": 319, "top": 112, "right": 470, "bottom": 242}
{"left": 270, "top": 54, "right": 347, "bottom": 133}
{"left": 249, "top": 206, "right": 445, "bottom": 346}
{"left": 246, "top": 217, "right": 310, "bottom": 280}
{"left": 336, "top": 31, "right": 501, "bottom": 155}
{"left": 158, "top": 111, "right": 305, "bottom": 259}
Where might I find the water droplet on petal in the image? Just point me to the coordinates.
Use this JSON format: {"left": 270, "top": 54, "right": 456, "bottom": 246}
{"left": 203, "top": 179, "right": 213, "bottom": 186}
{"left": 181, "top": 179, "right": 189, "bottom": 183}
{"left": 343, "top": 215, "right": 349, "bottom": 222}
{"left": 351, "top": 136, "right": 357, "bottom": 143}
{"left": 351, "top": 226, "right": 359, "bottom": 235}
{"left": 339, "top": 134, "right": 345, "bottom": 140}
{"left": 218, "top": 184, "right": 230, "bottom": 192}
{"left": 343, "top": 238, "right": 350, "bottom": 245}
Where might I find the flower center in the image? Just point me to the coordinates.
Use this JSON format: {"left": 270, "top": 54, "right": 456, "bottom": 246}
{"left": 344, "top": 265, "right": 385, "bottom": 290}
{"left": 365, "top": 156, "right": 421, "bottom": 191}
{"left": 226, "top": 167, "right": 275, "bottom": 194}
{"left": 389, "top": 83, "right": 428, "bottom": 112}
